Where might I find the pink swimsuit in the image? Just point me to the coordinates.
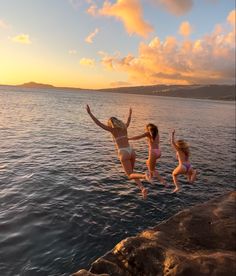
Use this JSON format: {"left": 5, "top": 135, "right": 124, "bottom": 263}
{"left": 150, "top": 148, "right": 161, "bottom": 158}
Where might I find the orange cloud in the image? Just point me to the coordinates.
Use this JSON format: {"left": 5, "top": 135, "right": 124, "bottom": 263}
{"left": 80, "top": 58, "right": 95, "bottom": 67}
{"left": 11, "top": 34, "right": 32, "bottom": 44}
{"left": 85, "top": 28, "right": 99, "bottom": 43}
{"left": 157, "top": 0, "right": 193, "bottom": 16}
{"left": 99, "top": 12, "right": 235, "bottom": 85}
{"left": 87, "top": 3, "right": 97, "bottom": 16}
{"left": 179, "top": 21, "right": 193, "bottom": 37}
{"left": 97, "top": 0, "right": 153, "bottom": 37}
{"left": 227, "top": 10, "right": 236, "bottom": 27}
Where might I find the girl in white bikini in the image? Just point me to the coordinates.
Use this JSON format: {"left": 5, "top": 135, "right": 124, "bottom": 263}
{"left": 86, "top": 105, "right": 149, "bottom": 199}
{"left": 171, "top": 129, "right": 197, "bottom": 193}
{"left": 128, "top": 123, "right": 166, "bottom": 186}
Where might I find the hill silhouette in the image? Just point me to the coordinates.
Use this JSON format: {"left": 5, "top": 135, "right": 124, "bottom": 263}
{"left": 0, "top": 82, "right": 234, "bottom": 101}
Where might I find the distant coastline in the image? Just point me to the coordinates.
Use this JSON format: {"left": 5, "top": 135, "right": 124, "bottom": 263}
{"left": 0, "top": 82, "right": 235, "bottom": 101}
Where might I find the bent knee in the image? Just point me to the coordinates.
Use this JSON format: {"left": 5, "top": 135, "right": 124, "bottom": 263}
{"left": 172, "top": 171, "right": 178, "bottom": 177}
{"left": 127, "top": 174, "right": 132, "bottom": 180}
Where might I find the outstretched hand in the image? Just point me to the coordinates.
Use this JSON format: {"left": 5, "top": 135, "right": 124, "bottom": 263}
{"left": 129, "top": 107, "right": 132, "bottom": 115}
{"left": 172, "top": 129, "right": 175, "bottom": 136}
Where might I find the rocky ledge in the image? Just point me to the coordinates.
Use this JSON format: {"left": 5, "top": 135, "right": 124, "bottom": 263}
{"left": 73, "top": 192, "right": 236, "bottom": 276}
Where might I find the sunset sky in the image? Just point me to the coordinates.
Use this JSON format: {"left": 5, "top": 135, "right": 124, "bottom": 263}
{"left": 0, "top": 0, "right": 235, "bottom": 89}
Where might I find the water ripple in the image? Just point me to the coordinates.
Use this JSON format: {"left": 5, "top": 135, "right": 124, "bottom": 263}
{"left": 0, "top": 88, "right": 235, "bottom": 276}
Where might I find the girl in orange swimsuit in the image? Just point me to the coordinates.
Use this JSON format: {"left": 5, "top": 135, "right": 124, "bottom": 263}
{"left": 129, "top": 123, "right": 166, "bottom": 186}
{"left": 171, "top": 129, "right": 197, "bottom": 193}
{"left": 86, "top": 105, "right": 150, "bottom": 199}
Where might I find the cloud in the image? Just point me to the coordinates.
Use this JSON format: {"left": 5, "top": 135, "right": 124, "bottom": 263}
{"left": 156, "top": 0, "right": 193, "bottom": 16}
{"left": 93, "top": 0, "right": 153, "bottom": 37}
{"left": 87, "top": 3, "right": 98, "bottom": 16}
{"left": 11, "top": 34, "right": 32, "bottom": 44}
{"left": 69, "top": 49, "right": 77, "bottom": 55}
{"left": 85, "top": 28, "right": 99, "bottom": 43}
{"left": 80, "top": 58, "right": 95, "bottom": 67}
{"left": 99, "top": 50, "right": 121, "bottom": 70}
{"left": 179, "top": 21, "right": 193, "bottom": 37}
{"left": 99, "top": 11, "right": 235, "bottom": 85}
{"left": 227, "top": 9, "right": 236, "bottom": 27}
{"left": 0, "top": 19, "right": 10, "bottom": 29}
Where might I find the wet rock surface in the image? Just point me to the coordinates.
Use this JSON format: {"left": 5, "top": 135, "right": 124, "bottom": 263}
{"left": 73, "top": 192, "right": 236, "bottom": 276}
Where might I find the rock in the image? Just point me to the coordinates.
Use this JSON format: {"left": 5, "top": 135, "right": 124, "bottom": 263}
{"left": 73, "top": 192, "right": 236, "bottom": 276}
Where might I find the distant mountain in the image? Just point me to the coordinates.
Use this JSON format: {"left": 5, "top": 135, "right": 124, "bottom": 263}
{"left": 0, "top": 82, "right": 234, "bottom": 101}
{"left": 98, "top": 84, "right": 235, "bottom": 101}
{"left": 18, "top": 82, "right": 55, "bottom": 89}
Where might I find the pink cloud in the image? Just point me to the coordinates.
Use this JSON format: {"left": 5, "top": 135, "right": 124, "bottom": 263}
{"left": 99, "top": 12, "right": 235, "bottom": 85}
{"left": 178, "top": 21, "right": 193, "bottom": 37}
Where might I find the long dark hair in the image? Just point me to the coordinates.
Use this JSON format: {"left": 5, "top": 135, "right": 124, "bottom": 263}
{"left": 146, "top": 123, "right": 158, "bottom": 142}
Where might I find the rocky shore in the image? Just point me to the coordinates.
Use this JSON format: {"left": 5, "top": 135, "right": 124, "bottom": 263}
{"left": 73, "top": 191, "right": 236, "bottom": 276}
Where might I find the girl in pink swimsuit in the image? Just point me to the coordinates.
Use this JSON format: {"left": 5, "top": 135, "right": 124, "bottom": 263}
{"left": 171, "top": 129, "right": 197, "bottom": 193}
{"left": 129, "top": 123, "right": 166, "bottom": 186}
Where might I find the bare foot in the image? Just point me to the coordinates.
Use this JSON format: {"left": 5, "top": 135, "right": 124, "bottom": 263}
{"left": 141, "top": 188, "right": 148, "bottom": 199}
{"left": 190, "top": 170, "right": 197, "bottom": 183}
{"left": 172, "top": 187, "right": 181, "bottom": 193}
{"left": 145, "top": 172, "right": 153, "bottom": 184}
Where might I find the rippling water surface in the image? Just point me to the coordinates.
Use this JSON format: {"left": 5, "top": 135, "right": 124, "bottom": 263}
{"left": 0, "top": 87, "right": 235, "bottom": 275}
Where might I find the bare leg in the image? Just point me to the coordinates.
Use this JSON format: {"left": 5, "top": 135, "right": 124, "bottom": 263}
{"left": 120, "top": 153, "right": 148, "bottom": 199}
{"left": 131, "top": 150, "right": 136, "bottom": 172}
{"left": 146, "top": 155, "right": 157, "bottom": 182}
{"left": 154, "top": 170, "right": 167, "bottom": 186}
{"left": 186, "top": 168, "right": 197, "bottom": 184}
{"left": 172, "top": 166, "right": 184, "bottom": 193}
{"left": 187, "top": 172, "right": 191, "bottom": 182}
{"left": 130, "top": 151, "right": 150, "bottom": 182}
{"left": 190, "top": 169, "right": 197, "bottom": 183}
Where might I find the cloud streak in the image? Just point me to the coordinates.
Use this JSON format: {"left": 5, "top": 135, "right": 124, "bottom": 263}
{"left": 80, "top": 58, "right": 95, "bottom": 67}
{"left": 11, "top": 34, "right": 32, "bottom": 44}
{"left": 85, "top": 28, "right": 99, "bottom": 43}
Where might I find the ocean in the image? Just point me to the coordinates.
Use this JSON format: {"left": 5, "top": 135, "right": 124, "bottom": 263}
{"left": 0, "top": 87, "right": 235, "bottom": 276}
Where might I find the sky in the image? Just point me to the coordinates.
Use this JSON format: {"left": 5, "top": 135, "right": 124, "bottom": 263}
{"left": 0, "top": 0, "right": 235, "bottom": 89}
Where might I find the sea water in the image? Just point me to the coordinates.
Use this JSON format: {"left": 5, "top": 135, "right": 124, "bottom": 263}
{"left": 0, "top": 87, "right": 235, "bottom": 275}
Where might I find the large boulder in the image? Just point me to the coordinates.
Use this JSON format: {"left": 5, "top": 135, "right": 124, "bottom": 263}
{"left": 73, "top": 191, "right": 236, "bottom": 276}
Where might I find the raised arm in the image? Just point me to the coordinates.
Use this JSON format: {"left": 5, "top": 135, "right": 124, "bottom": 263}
{"left": 129, "top": 132, "right": 148, "bottom": 141}
{"left": 126, "top": 108, "right": 132, "bottom": 128}
{"left": 86, "top": 105, "right": 112, "bottom": 132}
{"left": 171, "top": 129, "right": 179, "bottom": 151}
